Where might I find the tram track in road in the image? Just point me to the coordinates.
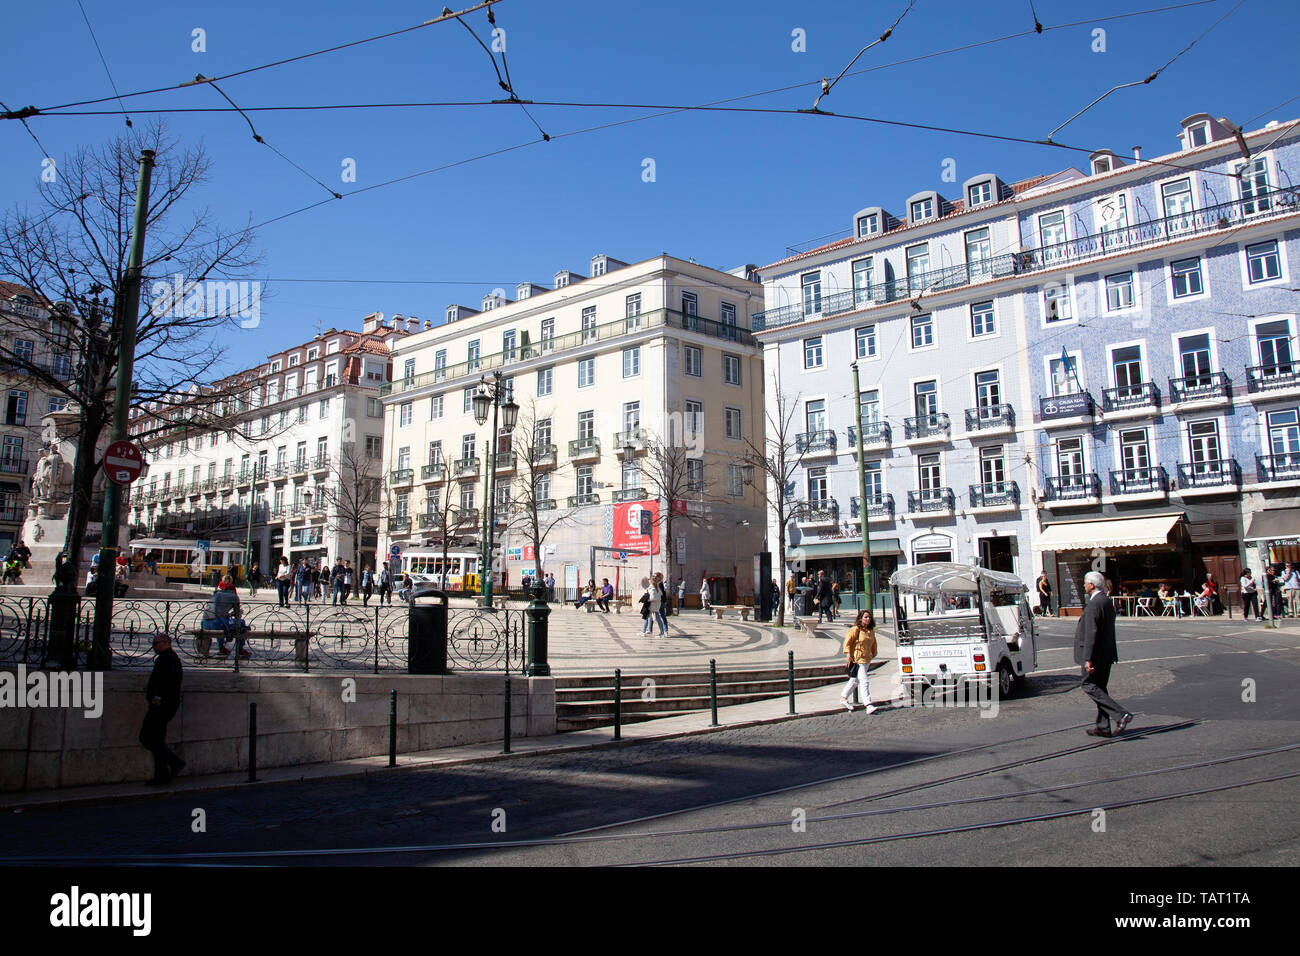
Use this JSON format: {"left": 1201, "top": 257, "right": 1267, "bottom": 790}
{"left": 2, "top": 738, "right": 1294, "bottom": 866}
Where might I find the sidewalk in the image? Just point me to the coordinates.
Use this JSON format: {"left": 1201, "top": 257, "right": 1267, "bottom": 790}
{"left": 1, "top": 634, "right": 898, "bottom": 810}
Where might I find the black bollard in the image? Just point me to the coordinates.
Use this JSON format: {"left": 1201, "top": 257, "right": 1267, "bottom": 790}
{"left": 614, "top": 668, "right": 622, "bottom": 741}
{"left": 503, "top": 676, "right": 512, "bottom": 754}
{"left": 247, "top": 702, "right": 258, "bottom": 782}
{"left": 709, "top": 658, "right": 719, "bottom": 727}
{"left": 788, "top": 650, "right": 796, "bottom": 715}
{"left": 388, "top": 690, "right": 397, "bottom": 767}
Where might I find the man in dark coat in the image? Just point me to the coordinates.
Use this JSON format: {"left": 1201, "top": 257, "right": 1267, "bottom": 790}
{"left": 139, "top": 632, "right": 185, "bottom": 784}
{"left": 1073, "top": 571, "right": 1133, "bottom": 738}
{"left": 815, "top": 570, "right": 833, "bottom": 624}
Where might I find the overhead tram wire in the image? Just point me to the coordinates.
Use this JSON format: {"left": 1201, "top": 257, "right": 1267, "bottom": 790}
{"left": 73, "top": 0, "right": 133, "bottom": 128}
{"left": 454, "top": 4, "right": 549, "bottom": 140}
{"left": 0, "top": 97, "right": 53, "bottom": 159}
{"left": 810, "top": 0, "right": 915, "bottom": 112}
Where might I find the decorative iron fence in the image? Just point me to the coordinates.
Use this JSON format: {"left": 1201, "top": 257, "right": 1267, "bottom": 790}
{"left": 0, "top": 596, "right": 533, "bottom": 674}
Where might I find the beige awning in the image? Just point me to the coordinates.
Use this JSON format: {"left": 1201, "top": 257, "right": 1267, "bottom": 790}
{"left": 1035, "top": 514, "right": 1183, "bottom": 552}
{"left": 1244, "top": 509, "right": 1300, "bottom": 542}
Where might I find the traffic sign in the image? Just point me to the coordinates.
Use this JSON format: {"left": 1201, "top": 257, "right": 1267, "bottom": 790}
{"left": 103, "top": 440, "right": 144, "bottom": 485}
{"left": 389, "top": 544, "right": 402, "bottom": 557}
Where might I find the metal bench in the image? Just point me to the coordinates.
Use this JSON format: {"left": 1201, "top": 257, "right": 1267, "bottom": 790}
{"left": 190, "top": 628, "right": 313, "bottom": 662}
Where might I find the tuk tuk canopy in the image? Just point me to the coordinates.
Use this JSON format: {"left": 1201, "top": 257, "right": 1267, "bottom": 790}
{"left": 890, "top": 562, "right": 1027, "bottom": 596}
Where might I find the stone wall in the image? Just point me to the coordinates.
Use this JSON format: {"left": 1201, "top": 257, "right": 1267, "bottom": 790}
{"left": 0, "top": 669, "right": 556, "bottom": 791}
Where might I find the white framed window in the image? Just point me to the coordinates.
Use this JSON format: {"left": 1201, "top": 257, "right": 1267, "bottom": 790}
{"left": 801, "top": 272, "right": 821, "bottom": 315}
{"left": 1245, "top": 240, "right": 1283, "bottom": 285}
{"left": 725, "top": 464, "right": 745, "bottom": 497}
{"left": 397, "top": 446, "right": 411, "bottom": 471}
{"left": 625, "top": 293, "right": 642, "bottom": 331}
{"left": 807, "top": 466, "right": 828, "bottom": 504}
{"left": 1160, "top": 177, "right": 1194, "bottom": 233}
{"left": 578, "top": 357, "right": 595, "bottom": 388}
{"left": 1038, "top": 209, "right": 1067, "bottom": 262}
{"left": 968, "top": 181, "right": 992, "bottom": 206}
{"left": 463, "top": 387, "right": 475, "bottom": 413}
{"left": 1043, "top": 281, "right": 1073, "bottom": 324}
{"left": 910, "top": 197, "right": 933, "bottom": 222}
{"left": 577, "top": 410, "right": 594, "bottom": 440}
{"left": 434, "top": 349, "right": 447, "bottom": 380}
{"left": 581, "top": 306, "right": 597, "bottom": 341}
{"left": 964, "top": 227, "right": 992, "bottom": 278}
{"left": 723, "top": 353, "right": 741, "bottom": 385}
{"left": 403, "top": 358, "right": 415, "bottom": 381}
{"left": 467, "top": 340, "right": 480, "bottom": 372}
{"left": 906, "top": 244, "right": 930, "bottom": 293}
{"left": 970, "top": 300, "right": 995, "bottom": 337}
{"left": 856, "top": 325, "right": 877, "bottom": 358}
{"left": 803, "top": 337, "right": 824, "bottom": 369}
{"left": 1105, "top": 271, "right": 1135, "bottom": 312}
{"left": 287, "top": 353, "right": 301, "bottom": 367}
{"left": 684, "top": 345, "right": 702, "bottom": 377}
{"left": 724, "top": 406, "right": 742, "bottom": 440}
{"left": 318, "top": 398, "right": 330, "bottom": 419}
{"left": 684, "top": 400, "right": 703, "bottom": 438}
{"left": 856, "top": 213, "right": 879, "bottom": 237}
{"left": 537, "top": 366, "right": 553, "bottom": 396}
{"left": 540, "top": 317, "right": 555, "bottom": 347}
{"left": 430, "top": 394, "right": 444, "bottom": 419}
{"left": 1048, "top": 353, "right": 1083, "bottom": 397}
{"left": 622, "top": 347, "right": 641, "bottom": 378}
{"left": 911, "top": 313, "right": 934, "bottom": 349}
{"left": 852, "top": 257, "right": 873, "bottom": 306}
{"left": 1186, "top": 122, "right": 1208, "bottom": 148}
{"left": 1170, "top": 257, "right": 1205, "bottom": 299}
{"left": 1237, "top": 157, "right": 1272, "bottom": 215}
{"left": 576, "top": 466, "right": 593, "bottom": 498}
{"left": 399, "top": 402, "right": 412, "bottom": 427}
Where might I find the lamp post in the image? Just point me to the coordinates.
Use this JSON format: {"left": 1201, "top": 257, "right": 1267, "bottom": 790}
{"left": 472, "top": 371, "right": 519, "bottom": 607}
{"left": 850, "top": 361, "right": 875, "bottom": 612}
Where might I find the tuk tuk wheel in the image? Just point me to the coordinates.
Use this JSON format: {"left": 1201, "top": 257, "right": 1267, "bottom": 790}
{"left": 997, "top": 661, "right": 1014, "bottom": 698}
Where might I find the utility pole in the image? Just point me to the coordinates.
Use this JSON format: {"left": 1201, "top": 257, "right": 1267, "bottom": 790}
{"left": 850, "top": 361, "right": 874, "bottom": 612}
{"left": 89, "top": 149, "right": 155, "bottom": 671}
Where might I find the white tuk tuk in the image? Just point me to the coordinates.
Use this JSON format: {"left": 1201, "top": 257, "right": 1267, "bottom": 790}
{"left": 890, "top": 562, "right": 1038, "bottom": 700}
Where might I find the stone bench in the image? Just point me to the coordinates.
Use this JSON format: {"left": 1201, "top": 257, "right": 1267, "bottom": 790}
{"left": 797, "top": 619, "right": 821, "bottom": 636}
{"left": 191, "top": 628, "right": 313, "bottom": 661}
{"left": 713, "top": 605, "right": 751, "bottom": 622}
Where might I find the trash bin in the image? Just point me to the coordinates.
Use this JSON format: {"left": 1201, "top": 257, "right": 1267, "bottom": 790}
{"left": 408, "top": 586, "right": 449, "bottom": 674}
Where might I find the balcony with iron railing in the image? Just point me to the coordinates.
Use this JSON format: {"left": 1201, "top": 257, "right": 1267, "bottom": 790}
{"left": 614, "top": 428, "right": 648, "bottom": 454}
{"left": 1246, "top": 363, "right": 1300, "bottom": 396}
{"left": 1257, "top": 453, "right": 1300, "bottom": 483}
{"left": 1168, "top": 371, "right": 1231, "bottom": 405}
{"left": 1177, "top": 459, "right": 1241, "bottom": 490}
{"left": 494, "top": 452, "right": 516, "bottom": 472}
{"left": 531, "top": 444, "right": 558, "bottom": 469}
{"left": 0, "top": 457, "right": 30, "bottom": 476}
{"left": 567, "top": 492, "right": 600, "bottom": 508}
{"left": 568, "top": 437, "right": 600, "bottom": 461}
{"left": 850, "top": 493, "right": 895, "bottom": 520}
{"left": 450, "top": 508, "right": 479, "bottom": 527}
{"left": 903, "top": 412, "right": 950, "bottom": 442}
{"left": 380, "top": 308, "right": 755, "bottom": 397}
{"left": 752, "top": 187, "right": 1300, "bottom": 331}
{"left": 0, "top": 507, "right": 24, "bottom": 523}
{"left": 908, "top": 488, "right": 955, "bottom": 513}
{"left": 452, "top": 457, "right": 480, "bottom": 479}
{"left": 389, "top": 468, "right": 414, "bottom": 485}
{"left": 969, "top": 481, "right": 1019, "bottom": 509}
{"left": 1042, "top": 473, "right": 1102, "bottom": 502}
{"left": 291, "top": 457, "right": 309, "bottom": 475}
{"left": 795, "top": 499, "right": 839, "bottom": 524}
{"left": 311, "top": 454, "right": 331, "bottom": 471}
{"left": 536, "top": 498, "right": 557, "bottom": 511}
{"left": 795, "top": 430, "right": 838, "bottom": 455}
{"left": 847, "top": 421, "right": 891, "bottom": 448}
{"left": 417, "top": 512, "right": 444, "bottom": 530}
{"left": 1102, "top": 382, "right": 1160, "bottom": 414}
{"left": 613, "top": 487, "right": 649, "bottom": 503}
{"left": 389, "top": 515, "right": 411, "bottom": 532}
{"left": 1109, "top": 466, "right": 1168, "bottom": 497}
{"left": 964, "top": 404, "right": 1014, "bottom": 432}
{"left": 421, "top": 462, "right": 446, "bottom": 482}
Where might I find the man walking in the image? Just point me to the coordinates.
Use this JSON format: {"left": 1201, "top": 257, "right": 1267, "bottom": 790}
{"left": 815, "top": 570, "right": 833, "bottom": 624}
{"left": 1285, "top": 563, "right": 1300, "bottom": 618}
{"left": 1240, "top": 568, "right": 1262, "bottom": 621}
{"left": 139, "top": 632, "right": 185, "bottom": 785}
{"left": 379, "top": 562, "right": 394, "bottom": 604}
{"left": 1074, "top": 571, "right": 1133, "bottom": 738}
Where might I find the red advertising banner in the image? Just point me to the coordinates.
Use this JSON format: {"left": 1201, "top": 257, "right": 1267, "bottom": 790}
{"left": 613, "top": 500, "right": 659, "bottom": 555}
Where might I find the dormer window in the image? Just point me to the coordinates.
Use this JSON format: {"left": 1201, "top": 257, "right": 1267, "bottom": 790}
{"left": 857, "top": 214, "right": 878, "bottom": 237}
{"left": 1093, "top": 157, "right": 1111, "bottom": 174}
{"left": 555, "top": 272, "right": 570, "bottom": 289}
{"left": 591, "top": 256, "right": 607, "bottom": 277}
{"left": 517, "top": 283, "right": 531, "bottom": 300}
{"left": 967, "top": 181, "right": 993, "bottom": 207}
{"left": 306, "top": 347, "right": 320, "bottom": 361}
{"left": 446, "top": 306, "right": 458, "bottom": 323}
{"left": 287, "top": 353, "right": 300, "bottom": 367}
{"left": 1187, "top": 123, "right": 1208, "bottom": 148}
{"left": 910, "top": 198, "right": 934, "bottom": 222}
{"left": 482, "top": 298, "right": 495, "bottom": 311}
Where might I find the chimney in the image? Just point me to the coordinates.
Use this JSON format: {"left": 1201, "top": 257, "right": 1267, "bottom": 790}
{"left": 1132, "top": 146, "right": 1141, "bottom": 161}
{"left": 406, "top": 317, "right": 417, "bottom": 332}
{"left": 423, "top": 319, "right": 432, "bottom": 330}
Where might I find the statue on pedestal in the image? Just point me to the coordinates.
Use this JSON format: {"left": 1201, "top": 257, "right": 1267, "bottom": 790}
{"left": 30, "top": 443, "right": 65, "bottom": 513}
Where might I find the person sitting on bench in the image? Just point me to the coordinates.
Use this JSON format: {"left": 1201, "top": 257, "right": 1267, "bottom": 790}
{"left": 202, "top": 575, "right": 249, "bottom": 657}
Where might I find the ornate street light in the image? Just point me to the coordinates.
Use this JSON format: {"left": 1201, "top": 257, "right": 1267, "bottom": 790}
{"left": 471, "top": 371, "right": 516, "bottom": 606}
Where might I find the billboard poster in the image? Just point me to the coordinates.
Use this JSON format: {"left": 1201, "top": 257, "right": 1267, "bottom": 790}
{"left": 613, "top": 500, "right": 659, "bottom": 555}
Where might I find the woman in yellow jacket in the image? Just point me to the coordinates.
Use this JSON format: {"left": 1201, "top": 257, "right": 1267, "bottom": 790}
{"left": 840, "top": 609, "right": 879, "bottom": 713}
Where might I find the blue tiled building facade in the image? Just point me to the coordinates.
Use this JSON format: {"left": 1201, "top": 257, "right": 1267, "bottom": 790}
{"left": 756, "top": 111, "right": 1300, "bottom": 608}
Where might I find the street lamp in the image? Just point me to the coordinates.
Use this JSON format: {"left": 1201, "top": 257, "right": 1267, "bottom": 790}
{"left": 472, "top": 370, "right": 518, "bottom": 606}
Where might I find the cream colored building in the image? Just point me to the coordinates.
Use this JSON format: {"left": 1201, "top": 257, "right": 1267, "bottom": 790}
{"left": 379, "top": 254, "right": 769, "bottom": 602}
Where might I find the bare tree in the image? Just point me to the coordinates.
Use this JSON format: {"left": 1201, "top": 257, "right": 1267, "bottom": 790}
{"left": 0, "top": 121, "right": 259, "bottom": 576}
{"left": 638, "top": 425, "right": 717, "bottom": 594}
{"left": 743, "top": 379, "right": 810, "bottom": 627}
{"left": 316, "top": 444, "right": 383, "bottom": 592}
{"left": 503, "top": 403, "right": 575, "bottom": 587}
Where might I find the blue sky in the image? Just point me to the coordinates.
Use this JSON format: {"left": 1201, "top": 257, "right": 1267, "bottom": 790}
{"left": 4, "top": 0, "right": 1298, "bottom": 368}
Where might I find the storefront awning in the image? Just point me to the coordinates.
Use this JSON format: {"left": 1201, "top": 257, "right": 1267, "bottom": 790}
{"left": 1035, "top": 514, "right": 1183, "bottom": 552}
{"left": 1244, "top": 509, "right": 1300, "bottom": 542}
{"left": 785, "top": 538, "right": 901, "bottom": 559}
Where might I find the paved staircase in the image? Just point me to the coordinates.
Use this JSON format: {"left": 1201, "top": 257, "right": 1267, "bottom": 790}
{"left": 556, "top": 663, "right": 846, "bottom": 732}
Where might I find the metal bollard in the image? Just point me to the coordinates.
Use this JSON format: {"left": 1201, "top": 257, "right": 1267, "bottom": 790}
{"left": 709, "top": 658, "right": 719, "bottom": 727}
{"left": 388, "top": 690, "right": 397, "bottom": 767}
{"left": 788, "top": 651, "right": 796, "bottom": 715}
{"left": 373, "top": 605, "right": 380, "bottom": 674}
{"left": 247, "top": 702, "right": 258, "bottom": 782}
{"left": 614, "top": 668, "right": 622, "bottom": 741}
{"left": 503, "top": 676, "right": 512, "bottom": 754}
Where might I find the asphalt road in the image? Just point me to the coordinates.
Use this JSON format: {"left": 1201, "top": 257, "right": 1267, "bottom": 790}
{"left": 3, "top": 617, "right": 1298, "bottom": 867}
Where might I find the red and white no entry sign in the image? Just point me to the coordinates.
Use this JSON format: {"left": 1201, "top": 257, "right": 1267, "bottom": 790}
{"left": 103, "top": 440, "right": 144, "bottom": 485}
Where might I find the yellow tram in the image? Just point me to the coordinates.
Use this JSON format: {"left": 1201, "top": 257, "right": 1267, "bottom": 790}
{"left": 129, "top": 538, "right": 246, "bottom": 583}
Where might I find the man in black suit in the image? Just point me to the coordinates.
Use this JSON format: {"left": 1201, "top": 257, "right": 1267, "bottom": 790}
{"left": 815, "top": 571, "right": 833, "bottom": 624}
{"left": 1074, "top": 571, "right": 1133, "bottom": 738}
{"left": 139, "top": 632, "right": 186, "bottom": 785}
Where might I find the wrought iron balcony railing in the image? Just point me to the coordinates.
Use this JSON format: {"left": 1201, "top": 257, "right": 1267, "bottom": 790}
{"left": 908, "top": 488, "right": 955, "bottom": 512}
{"left": 450, "top": 508, "right": 479, "bottom": 527}
{"left": 847, "top": 421, "right": 891, "bottom": 446}
{"left": 849, "top": 493, "right": 895, "bottom": 519}
{"left": 0, "top": 457, "right": 30, "bottom": 475}
{"left": 1176, "top": 459, "right": 1240, "bottom": 489}
{"left": 311, "top": 454, "right": 331, "bottom": 471}
{"left": 969, "top": 481, "right": 1019, "bottom": 508}
{"left": 1102, "top": 382, "right": 1160, "bottom": 413}
{"left": 531, "top": 444, "right": 558, "bottom": 468}
{"left": 796, "top": 499, "right": 839, "bottom": 523}
{"left": 903, "top": 412, "right": 950, "bottom": 441}
{"left": 389, "top": 468, "right": 414, "bottom": 485}
{"left": 964, "top": 404, "right": 1014, "bottom": 431}
{"left": 452, "top": 457, "right": 480, "bottom": 478}
{"left": 421, "top": 462, "right": 446, "bottom": 481}
{"left": 1246, "top": 363, "right": 1300, "bottom": 393}
{"left": 752, "top": 188, "right": 1300, "bottom": 331}
{"left": 1109, "top": 466, "right": 1168, "bottom": 496}
{"left": 1257, "top": 453, "right": 1300, "bottom": 483}
{"left": 614, "top": 428, "right": 648, "bottom": 452}
{"left": 795, "top": 429, "right": 838, "bottom": 454}
{"left": 613, "top": 487, "right": 648, "bottom": 503}
{"left": 567, "top": 493, "right": 600, "bottom": 507}
{"left": 1168, "top": 371, "right": 1231, "bottom": 404}
{"left": 418, "top": 512, "right": 444, "bottom": 529}
{"left": 568, "top": 437, "right": 600, "bottom": 458}
{"left": 389, "top": 516, "right": 411, "bottom": 532}
{"left": 536, "top": 498, "right": 557, "bottom": 511}
{"left": 1042, "top": 473, "right": 1101, "bottom": 501}
{"left": 494, "top": 452, "right": 516, "bottom": 471}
